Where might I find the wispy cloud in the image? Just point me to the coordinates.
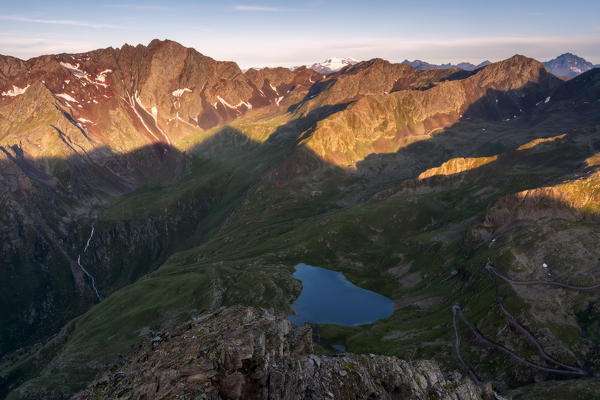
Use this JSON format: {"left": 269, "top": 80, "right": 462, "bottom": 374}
{"left": 233, "top": 5, "right": 281, "bottom": 12}
{"left": 104, "top": 4, "right": 170, "bottom": 10}
{"left": 0, "top": 37, "right": 93, "bottom": 59}
{"left": 0, "top": 15, "right": 121, "bottom": 29}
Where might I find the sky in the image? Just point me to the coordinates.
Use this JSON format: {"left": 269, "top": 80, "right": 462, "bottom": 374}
{"left": 1, "top": 0, "right": 599, "bottom": 68}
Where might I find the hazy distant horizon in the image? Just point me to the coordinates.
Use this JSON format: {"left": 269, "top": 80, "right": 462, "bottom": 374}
{"left": 1, "top": 37, "right": 597, "bottom": 71}
{"left": 1, "top": 0, "right": 599, "bottom": 68}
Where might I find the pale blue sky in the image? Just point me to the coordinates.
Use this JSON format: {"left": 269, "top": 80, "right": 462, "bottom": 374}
{"left": 1, "top": 0, "right": 598, "bottom": 68}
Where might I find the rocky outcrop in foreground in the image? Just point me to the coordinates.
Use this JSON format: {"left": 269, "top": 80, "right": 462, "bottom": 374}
{"left": 74, "top": 306, "right": 485, "bottom": 400}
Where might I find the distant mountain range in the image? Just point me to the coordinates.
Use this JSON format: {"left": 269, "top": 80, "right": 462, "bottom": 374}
{"left": 292, "top": 54, "right": 599, "bottom": 77}
{"left": 397, "top": 53, "right": 599, "bottom": 78}
{"left": 401, "top": 59, "right": 491, "bottom": 71}
{"left": 543, "top": 53, "right": 599, "bottom": 77}
{"left": 303, "top": 57, "right": 491, "bottom": 74}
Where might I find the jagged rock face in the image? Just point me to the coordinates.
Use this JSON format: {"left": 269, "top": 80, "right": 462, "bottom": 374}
{"left": 245, "top": 66, "right": 322, "bottom": 107}
{"left": 0, "top": 39, "right": 323, "bottom": 154}
{"left": 73, "top": 306, "right": 485, "bottom": 400}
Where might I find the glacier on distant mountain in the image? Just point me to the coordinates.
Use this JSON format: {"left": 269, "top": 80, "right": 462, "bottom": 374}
{"left": 306, "top": 57, "right": 359, "bottom": 74}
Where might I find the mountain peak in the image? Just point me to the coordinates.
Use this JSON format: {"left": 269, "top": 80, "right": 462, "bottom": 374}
{"left": 476, "top": 54, "right": 552, "bottom": 81}
{"left": 544, "top": 53, "right": 595, "bottom": 77}
{"left": 147, "top": 38, "right": 185, "bottom": 50}
{"left": 307, "top": 57, "right": 359, "bottom": 74}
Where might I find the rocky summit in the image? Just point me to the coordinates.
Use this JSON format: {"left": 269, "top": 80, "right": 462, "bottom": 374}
{"left": 73, "top": 306, "right": 485, "bottom": 400}
{"left": 1, "top": 38, "right": 600, "bottom": 400}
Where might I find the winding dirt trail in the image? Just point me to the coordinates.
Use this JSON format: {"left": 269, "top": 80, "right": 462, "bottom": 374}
{"left": 486, "top": 264, "right": 586, "bottom": 374}
{"left": 452, "top": 305, "right": 587, "bottom": 376}
{"left": 452, "top": 305, "right": 482, "bottom": 385}
{"left": 452, "top": 263, "right": 592, "bottom": 381}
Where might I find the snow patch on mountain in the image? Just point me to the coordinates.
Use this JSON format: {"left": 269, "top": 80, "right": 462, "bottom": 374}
{"left": 60, "top": 62, "right": 93, "bottom": 83}
{"left": 172, "top": 88, "right": 192, "bottom": 97}
{"left": 56, "top": 93, "right": 79, "bottom": 103}
{"left": 61, "top": 62, "right": 109, "bottom": 87}
{"left": 2, "top": 84, "right": 30, "bottom": 97}
{"left": 96, "top": 69, "right": 112, "bottom": 83}
{"left": 128, "top": 95, "right": 160, "bottom": 142}
{"left": 217, "top": 95, "right": 252, "bottom": 110}
{"left": 130, "top": 93, "right": 171, "bottom": 145}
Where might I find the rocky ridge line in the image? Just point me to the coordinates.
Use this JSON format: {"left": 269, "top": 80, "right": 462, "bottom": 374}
{"left": 73, "top": 306, "right": 486, "bottom": 400}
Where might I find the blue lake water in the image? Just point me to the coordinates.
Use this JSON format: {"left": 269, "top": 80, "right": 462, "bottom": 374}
{"left": 288, "top": 263, "right": 394, "bottom": 326}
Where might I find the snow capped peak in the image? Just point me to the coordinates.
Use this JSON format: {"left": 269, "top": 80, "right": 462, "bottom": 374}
{"left": 308, "top": 57, "right": 359, "bottom": 74}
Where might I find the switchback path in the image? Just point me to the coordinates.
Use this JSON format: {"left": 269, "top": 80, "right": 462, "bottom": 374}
{"left": 452, "top": 305, "right": 587, "bottom": 376}
{"left": 451, "top": 262, "right": 596, "bottom": 381}
{"left": 486, "top": 264, "right": 586, "bottom": 374}
{"left": 452, "top": 305, "right": 482, "bottom": 385}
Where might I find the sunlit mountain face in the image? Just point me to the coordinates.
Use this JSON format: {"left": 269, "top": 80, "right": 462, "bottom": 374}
{"left": 1, "top": 33, "right": 600, "bottom": 400}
